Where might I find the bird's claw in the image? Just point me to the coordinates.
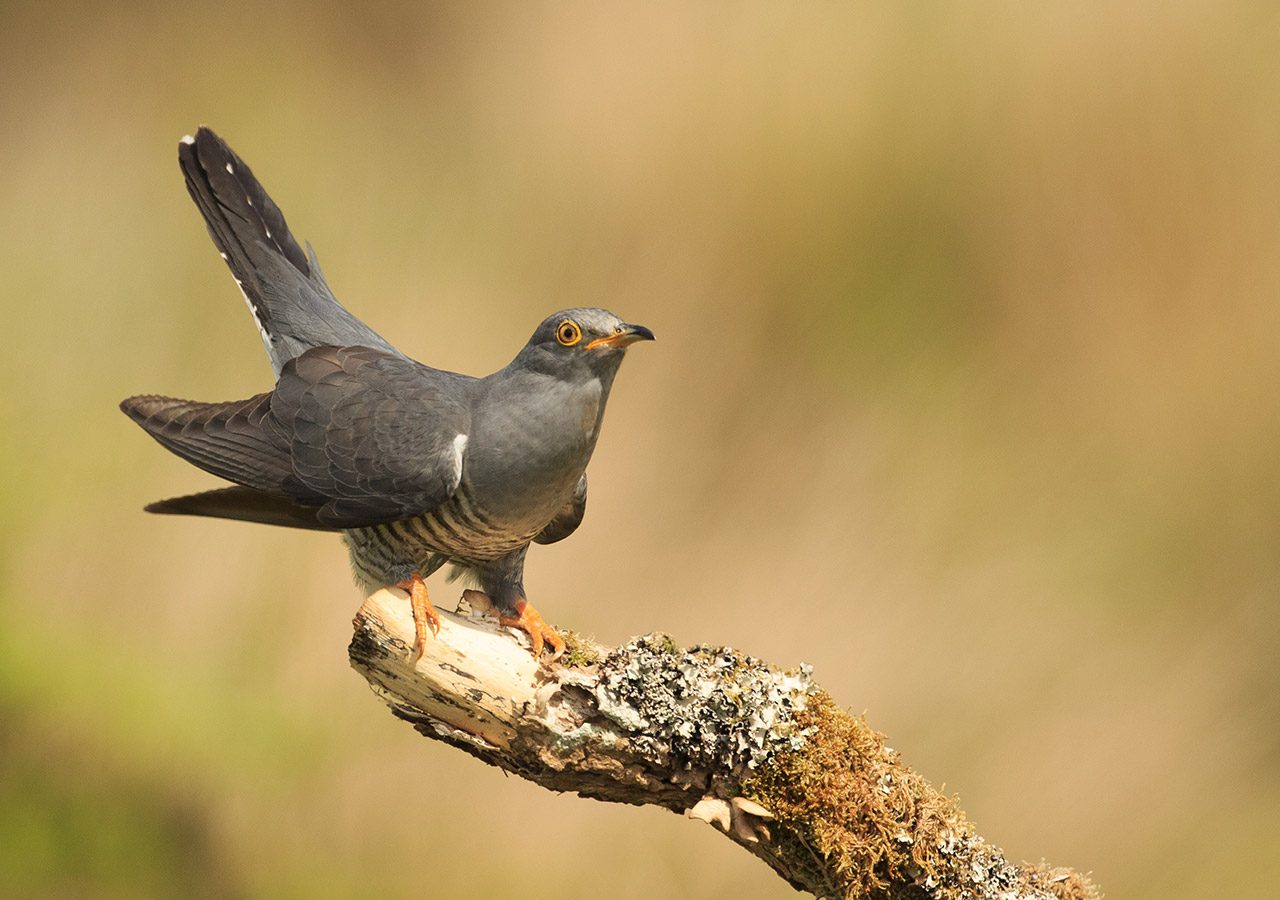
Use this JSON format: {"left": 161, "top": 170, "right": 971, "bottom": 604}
{"left": 498, "top": 599, "right": 565, "bottom": 660}
{"left": 396, "top": 573, "right": 441, "bottom": 664}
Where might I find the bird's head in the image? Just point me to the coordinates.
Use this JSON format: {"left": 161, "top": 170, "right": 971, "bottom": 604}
{"left": 519, "top": 307, "right": 655, "bottom": 380}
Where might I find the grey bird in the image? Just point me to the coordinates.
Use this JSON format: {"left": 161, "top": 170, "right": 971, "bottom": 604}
{"left": 120, "top": 127, "right": 653, "bottom": 659}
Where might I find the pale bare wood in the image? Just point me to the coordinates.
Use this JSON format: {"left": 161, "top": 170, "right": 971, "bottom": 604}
{"left": 349, "top": 588, "right": 1099, "bottom": 900}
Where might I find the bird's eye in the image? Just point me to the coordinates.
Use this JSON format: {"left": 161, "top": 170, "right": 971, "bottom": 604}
{"left": 556, "top": 319, "right": 582, "bottom": 346}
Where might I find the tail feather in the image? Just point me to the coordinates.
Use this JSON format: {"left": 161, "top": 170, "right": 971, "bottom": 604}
{"left": 146, "top": 486, "right": 337, "bottom": 531}
{"left": 179, "top": 129, "right": 311, "bottom": 277}
{"left": 119, "top": 393, "right": 291, "bottom": 493}
{"left": 178, "top": 127, "right": 396, "bottom": 372}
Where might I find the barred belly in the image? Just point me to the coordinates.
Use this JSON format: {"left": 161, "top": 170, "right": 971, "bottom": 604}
{"left": 342, "top": 484, "right": 538, "bottom": 590}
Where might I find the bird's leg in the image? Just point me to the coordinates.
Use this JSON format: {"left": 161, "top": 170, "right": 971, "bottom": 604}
{"left": 498, "top": 599, "right": 566, "bottom": 660}
{"left": 395, "top": 572, "right": 440, "bottom": 663}
{"left": 463, "top": 588, "right": 563, "bottom": 659}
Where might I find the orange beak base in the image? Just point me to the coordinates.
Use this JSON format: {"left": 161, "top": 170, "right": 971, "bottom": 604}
{"left": 586, "top": 323, "right": 655, "bottom": 351}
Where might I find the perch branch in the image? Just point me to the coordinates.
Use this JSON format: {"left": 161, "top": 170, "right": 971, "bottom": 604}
{"left": 349, "top": 589, "right": 1099, "bottom": 900}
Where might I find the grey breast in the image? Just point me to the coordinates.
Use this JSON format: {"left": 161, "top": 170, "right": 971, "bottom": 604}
{"left": 342, "top": 364, "right": 603, "bottom": 590}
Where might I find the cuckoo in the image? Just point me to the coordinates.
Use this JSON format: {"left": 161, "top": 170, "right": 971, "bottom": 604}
{"left": 121, "top": 128, "right": 653, "bottom": 660}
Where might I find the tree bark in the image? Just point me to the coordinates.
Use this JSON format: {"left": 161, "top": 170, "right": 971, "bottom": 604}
{"left": 349, "top": 588, "right": 1100, "bottom": 900}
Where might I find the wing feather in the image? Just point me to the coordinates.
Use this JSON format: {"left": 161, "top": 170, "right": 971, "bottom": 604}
{"left": 534, "top": 473, "right": 588, "bottom": 544}
{"left": 122, "top": 345, "right": 474, "bottom": 528}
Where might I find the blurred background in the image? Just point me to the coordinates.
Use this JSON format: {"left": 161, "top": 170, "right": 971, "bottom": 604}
{"left": 2, "top": 2, "right": 1277, "bottom": 897}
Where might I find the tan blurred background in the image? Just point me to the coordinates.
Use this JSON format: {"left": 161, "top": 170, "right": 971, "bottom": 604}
{"left": 2, "top": 2, "right": 1278, "bottom": 897}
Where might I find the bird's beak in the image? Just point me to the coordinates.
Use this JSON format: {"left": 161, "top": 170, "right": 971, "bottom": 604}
{"left": 586, "top": 323, "right": 656, "bottom": 351}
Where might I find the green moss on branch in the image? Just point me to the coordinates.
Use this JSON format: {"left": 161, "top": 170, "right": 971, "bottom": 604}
{"left": 742, "top": 692, "right": 1099, "bottom": 900}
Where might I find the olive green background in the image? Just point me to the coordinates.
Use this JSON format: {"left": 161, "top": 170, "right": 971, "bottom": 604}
{"left": 2, "top": 3, "right": 1277, "bottom": 898}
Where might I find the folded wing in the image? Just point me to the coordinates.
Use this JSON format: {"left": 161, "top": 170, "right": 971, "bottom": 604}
{"left": 121, "top": 346, "right": 473, "bottom": 528}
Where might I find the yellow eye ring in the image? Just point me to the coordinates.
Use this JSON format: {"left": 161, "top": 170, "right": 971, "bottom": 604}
{"left": 555, "top": 319, "right": 582, "bottom": 346}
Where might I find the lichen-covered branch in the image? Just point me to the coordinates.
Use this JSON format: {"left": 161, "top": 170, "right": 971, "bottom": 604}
{"left": 348, "top": 589, "right": 1099, "bottom": 900}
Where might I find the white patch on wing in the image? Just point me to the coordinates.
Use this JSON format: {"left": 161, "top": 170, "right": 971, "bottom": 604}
{"left": 225, "top": 162, "right": 234, "bottom": 174}
{"left": 451, "top": 434, "right": 469, "bottom": 489}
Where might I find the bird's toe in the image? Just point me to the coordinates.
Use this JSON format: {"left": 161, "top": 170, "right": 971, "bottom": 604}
{"left": 498, "top": 600, "right": 565, "bottom": 660}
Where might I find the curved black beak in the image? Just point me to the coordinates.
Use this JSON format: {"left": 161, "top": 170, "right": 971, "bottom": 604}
{"left": 623, "top": 323, "right": 655, "bottom": 343}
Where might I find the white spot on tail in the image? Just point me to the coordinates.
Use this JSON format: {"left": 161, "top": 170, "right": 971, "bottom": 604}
{"left": 230, "top": 274, "right": 273, "bottom": 349}
{"left": 219, "top": 252, "right": 228, "bottom": 261}
{"left": 225, "top": 162, "right": 234, "bottom": 174}
{"left": 180, "top": 134, "right": 195, "bottom": 145}
{"left": 246, "top": 196, "right": 253, "bottom": 206}
{"left": 265, "top": 226, "right": 272, "bottom": 239}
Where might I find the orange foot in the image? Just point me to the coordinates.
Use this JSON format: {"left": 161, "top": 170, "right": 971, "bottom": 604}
{"left": 498, "top": 599, "right": 566, "bottom": 660}
{"left": 396, "top": 572, "right": 441, "bottom": 663}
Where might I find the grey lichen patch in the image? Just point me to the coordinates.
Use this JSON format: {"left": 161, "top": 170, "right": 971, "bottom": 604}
{"left": 594, "top": 633, "right": 816, "bottom": 774}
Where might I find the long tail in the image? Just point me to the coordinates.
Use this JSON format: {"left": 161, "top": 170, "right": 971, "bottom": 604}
{"left": 178, "top": 127, "right": 396, "bottom": 373}
{"left": 146, "top": 486, "right": 335, "bottom": 531}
